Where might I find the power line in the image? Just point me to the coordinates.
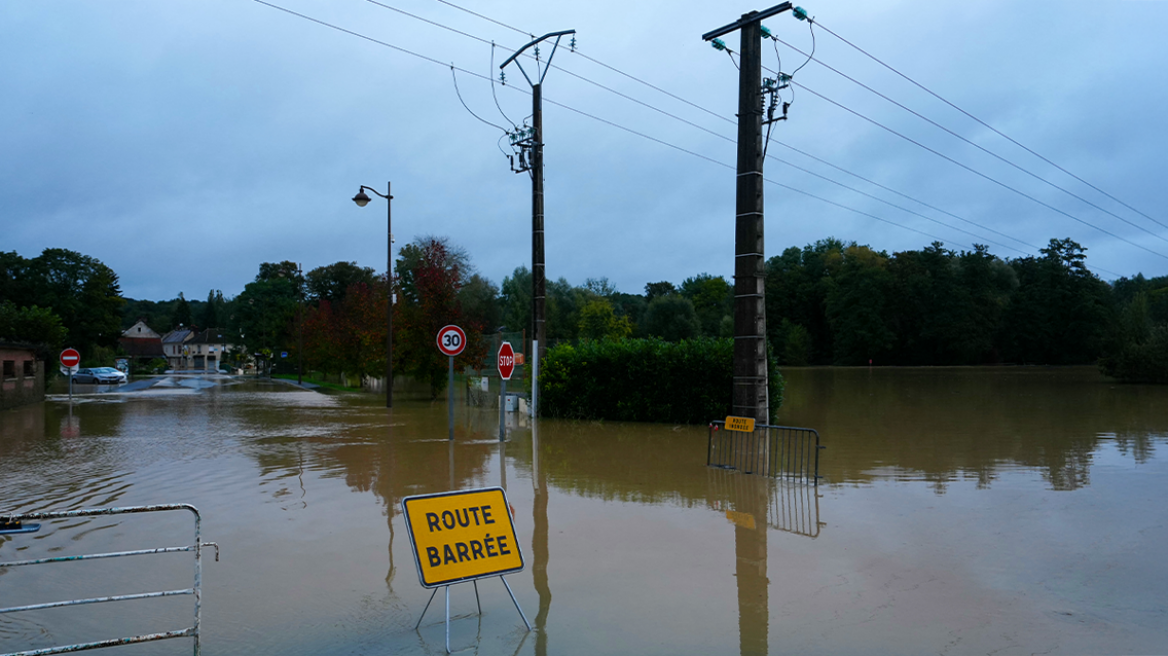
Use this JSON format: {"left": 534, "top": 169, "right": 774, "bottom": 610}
{"left": 412, "top": 0, "right": 1149, "bottom": 271}
{"left": 250, "top": 0, "right": 1120, "bottom": 276}
{"left": 410, "top": 0, "right": 1051, "bottom": 253}
{"left": 787, "top": 78, "right": 1168, "bottom": 261}
{"left": 540, "top": 97, "right": 964, "bottom": 248}
{"left": 451, "top": 66, "right": 508, "bottom": 132}
{"left": 768, "top": 33, "right": 1168, "bottom": 244}
{"left": 359, "top": 0, "right": 1039, "bottom": 253}
{"left": 811, "top": 19, "right": 1168, "bottom": 233}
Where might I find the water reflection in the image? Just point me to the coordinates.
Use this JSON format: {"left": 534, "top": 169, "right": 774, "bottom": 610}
{"left": 531, "top": 420, "right": 551, "bottom": 656}
{"left": 779, "top": 366, "right": 1165, "bottom": 490}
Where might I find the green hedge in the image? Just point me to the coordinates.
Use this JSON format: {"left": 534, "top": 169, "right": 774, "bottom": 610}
{"left": 539, "top": 337, "right": 783, "bottom": 424}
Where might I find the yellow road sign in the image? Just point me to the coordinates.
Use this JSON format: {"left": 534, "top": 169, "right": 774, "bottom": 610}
{"left": 402, "top": 487, "right": 524, "bottom": 588}
{"left": 724, "top": 416, "right": 756, "bottom": 432}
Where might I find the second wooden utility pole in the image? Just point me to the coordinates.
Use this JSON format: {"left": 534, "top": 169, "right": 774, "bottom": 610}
{"left": 703, "top": 3, "right": 793, "bottom": 424}
{"left": 500, "top": 29, "right": 575, "bottom": 419}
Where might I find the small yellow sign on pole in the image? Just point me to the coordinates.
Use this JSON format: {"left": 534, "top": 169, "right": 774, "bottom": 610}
{"left": 724, "top": 415, "right": 756, "bottom": 432}
{"left": 402, "top": 487, "right": 524, "bottom": 589}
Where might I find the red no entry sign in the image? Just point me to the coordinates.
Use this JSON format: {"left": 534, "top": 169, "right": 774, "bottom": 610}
{"left": 498, "top": 342, "right": 515, "bottom": 381}
{"left": 436, "top": 325, "right": 467, "bottom": 357}
{"left": 60, "top": 348, "right": 80, "bottom": 368}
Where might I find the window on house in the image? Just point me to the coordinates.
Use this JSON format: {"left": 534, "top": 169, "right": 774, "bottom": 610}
{"left": 2, "top": 360, "right": 14, "bottom": 379}
{"left": 23, "top": 360, "right": 34, "bottom": 377}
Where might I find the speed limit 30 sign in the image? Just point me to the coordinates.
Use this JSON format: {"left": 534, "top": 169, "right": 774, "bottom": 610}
{"left": 436, "top": 325, "right": 467, "bottom": 357}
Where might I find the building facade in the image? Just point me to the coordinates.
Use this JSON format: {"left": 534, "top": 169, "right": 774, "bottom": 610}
{"left": 0, "top": 343, "right": 44, "bottom": 410}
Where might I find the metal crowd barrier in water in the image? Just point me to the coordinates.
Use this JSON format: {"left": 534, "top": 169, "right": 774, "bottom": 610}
{"left": 0, "top": 504, "right": 219, "bottom": 656}
{"left": 707, "top": 421, "right": 823, "bottom": 483}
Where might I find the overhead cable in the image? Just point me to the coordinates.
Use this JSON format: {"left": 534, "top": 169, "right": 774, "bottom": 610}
{"left": 250, "top": 0, "right": 1120, "bottom": 275}
{"left": 811, "top": 19, "right": 1168, "bottom": 232}
{"left": 770, "top": 34, "right": 1168, "bottom": 243}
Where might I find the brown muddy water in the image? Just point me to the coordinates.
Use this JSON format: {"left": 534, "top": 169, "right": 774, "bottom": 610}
{"left": 1, "top": 367, "right": 1166, "bottom": 655}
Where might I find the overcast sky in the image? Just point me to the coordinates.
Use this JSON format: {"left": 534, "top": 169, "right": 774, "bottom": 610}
{"left": 3, "top": 0, "right": 1167, "bottom": 301}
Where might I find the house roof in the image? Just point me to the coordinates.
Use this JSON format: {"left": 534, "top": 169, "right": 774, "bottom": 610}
{"left": 118, "top": 336, "right": 165, "bottom": 358}
{"left": 162, "top": 329, "right": 195, "bottom": 344}
{"left": 189, "top": 328, "right": 231, "bottom": 345}
{"left": 122, "top": 320, "right": 161, "bottom": 340}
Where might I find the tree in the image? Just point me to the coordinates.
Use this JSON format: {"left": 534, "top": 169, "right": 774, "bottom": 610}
{"left": 459, "top": 274, "right": 502, "bottom": 334}
{"left": 577, "top": 298, "right": 633, "bottom": 340}
{"left": 235, "top": 278, "right": 298, "bottom": 356}
{"left": 257, "top": 261, "right": 301, "bottom": 282}
{"left": 1001, "top": 238, "right": 1110, "bottom": 364}
{"left": 824, "top": 245, "right": 895, "bottom": 365}
{"left": 302, "top": 281, "right": 388, "bottom": 380}
{"left": 546, "top": 277, "right": 581, "bottom": 341}
{"left": 583, "top": 277, "right": 617, "bottom": 297}
{"left": 200, "top": 290, "right": 226, "bottom": 329}
{"left": 24, "top": 248, "right": 124, "bottom": 354}
{"left": 644, "top": 281, "right": 676, "bottom": 303}
{"left": 680, "top": 273, "right": 732, "bottom": 337}
{"left": 0, "top": 301, "right": 66, "bottom": 355}
{"left": 766, "top": 239, "right": 845, "bottom": 364}
{"left": 173, "top": 292, "right": 193, "bottom": 329}
{"left": 306, "top": 261, "right": 375, "bottom": 303}
{"left": 0, "top": 251, "right": 31, "bottom": 309}
{"left": 500, "top": 266, "right": 532, "bottom": 334}
{"left": 610, "top": 292, "right": 647, "bottom": 336}
{"left": 775, "top": 318, "right": 812, "bottom": 366}
{"left": 394, "top": 237, "right": 483, "bottom": 398}
{"left": 642, "top": 295, "right": 700, "bottom": 342}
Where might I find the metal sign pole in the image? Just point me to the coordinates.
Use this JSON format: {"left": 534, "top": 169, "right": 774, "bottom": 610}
{"left": 498, "top": 378, "right": 507, "bottom": 442}
{"left": 531, "top": 340, "right": 538, "bottom": 418}
{"left": 448, "top": 356, "right": 454, "bottom": 441}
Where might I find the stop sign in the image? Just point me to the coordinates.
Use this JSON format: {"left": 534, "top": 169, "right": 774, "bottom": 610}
{"left": 60, "top": 348, "right": 81, "bottom": 368}
{"left": 498, "top": 342, "right": 515, "bottom": 381}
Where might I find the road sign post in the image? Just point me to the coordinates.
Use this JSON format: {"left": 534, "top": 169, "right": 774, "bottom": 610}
{"left": 60, "top": 348, "right": 80, "bottom": 402}
{"left": 497, "top": 342, "right": 515, "bottom": 442}
{"left": 437, "top": 326, "right": 467, "bottom": 441}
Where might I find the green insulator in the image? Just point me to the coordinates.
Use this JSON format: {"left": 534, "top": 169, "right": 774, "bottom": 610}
{"left": 712, "top": 38, "right": 727, "bottom": 51}
{"left": 760, "top": 25, "right": 772, "bottom": 39}
{"left": 793, "top": 6, "right": 808, "bottom": 21}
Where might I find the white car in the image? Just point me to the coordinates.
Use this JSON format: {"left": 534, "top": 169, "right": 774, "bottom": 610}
{"left": 91, "top": 367, "right": 128, "bottom": 383}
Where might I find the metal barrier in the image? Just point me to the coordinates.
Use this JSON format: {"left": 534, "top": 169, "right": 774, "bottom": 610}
{"left": 706, "top": 468, "right": 823, "bottom": 538}
{"left": 0, "top": 504, "right": 219, "bottom": 656}
{"left": 707, "top": 421, "right": 823, "bottom": 483}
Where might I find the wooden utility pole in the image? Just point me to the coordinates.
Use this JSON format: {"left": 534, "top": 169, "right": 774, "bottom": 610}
{"left": 703, "top": 3, "right": 792, "bottom": 423}
{"left": 532, "top": 83, "right": 545, "bottom": 383}
{"left": 500, "top": 29, "right": 575, "bottom": 418}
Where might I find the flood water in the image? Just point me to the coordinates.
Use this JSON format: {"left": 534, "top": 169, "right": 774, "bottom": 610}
{"left": 1, "top": 367, "right": 1166, "bottom": 655}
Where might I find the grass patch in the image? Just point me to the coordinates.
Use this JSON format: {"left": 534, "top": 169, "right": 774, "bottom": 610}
{"left": 272, "top": 373, "right": 362, "bottom": 391}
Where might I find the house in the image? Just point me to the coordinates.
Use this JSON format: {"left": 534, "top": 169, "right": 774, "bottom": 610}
{"left": 187, "top": 329, "right": 236, "bottom": 372}
{"left": 161, "top": 328, "right": 196, "bottom": 371}
{"left": 118, "top": 319, "right": 166, "bottom": 367}
{"left": 0, "top": 343, "right": 44, "bottom": 410}
{"left": 162, "top": 327, "right": 237, "bottom": 371}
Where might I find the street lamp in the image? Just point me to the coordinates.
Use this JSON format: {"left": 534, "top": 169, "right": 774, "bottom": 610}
{"left": 352, "top": 182, "right": 394, "bottom": 408}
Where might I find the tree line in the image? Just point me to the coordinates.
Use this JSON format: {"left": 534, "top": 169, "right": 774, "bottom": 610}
{"left": 4, "top": 235, "right": 1167, "bottom": 384}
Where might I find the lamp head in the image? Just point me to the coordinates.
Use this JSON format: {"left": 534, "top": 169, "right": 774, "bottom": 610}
{"left": 352, "top": 189, "right": 372, "bottom": 207}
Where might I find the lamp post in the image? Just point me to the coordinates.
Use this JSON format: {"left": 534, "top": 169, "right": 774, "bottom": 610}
{"left": 297, "top": 263, "right": 304, "bottom": 385}
{"left": 352, "top": 182, "right": 394, "bottom": 408}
